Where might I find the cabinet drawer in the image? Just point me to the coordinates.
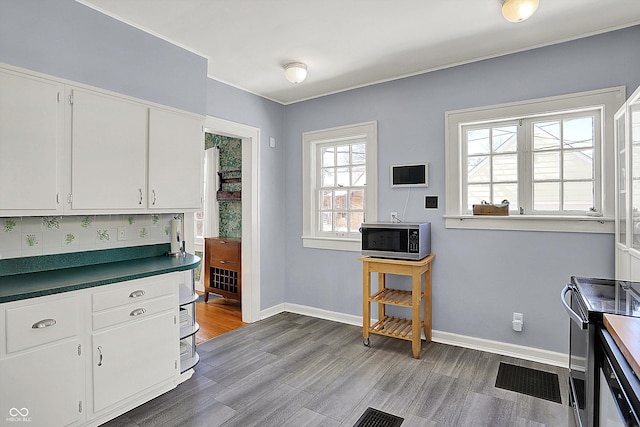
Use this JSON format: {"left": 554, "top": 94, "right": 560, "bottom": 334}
{"left": 209, "top": 258, "right": 240, "bottom": 271}
{"left": 92, "top": 294, "right": 175, "bottom": 331}
{"left": 208, "top": 238, "right": 240, "bottom": 262}
{"left": 5, "top": 296, "right": 79, "bottom": 354}
{"left": 92, "top": 275, "right": 175, "bottom": 312}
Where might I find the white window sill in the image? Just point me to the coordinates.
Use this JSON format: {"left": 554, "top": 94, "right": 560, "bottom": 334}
{"left": 301, "top": 236, "right": 361, "bottom": 252}
{"left": 444, "top": 215, "right": 614, "bottom": 233}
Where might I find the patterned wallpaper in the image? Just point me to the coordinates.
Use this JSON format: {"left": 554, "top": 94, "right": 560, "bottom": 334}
{"left": 0, "top": 213, "right": 180, "bottom": 259}
{"left": 205, "top": 133, "right": 242, "bottom": 239}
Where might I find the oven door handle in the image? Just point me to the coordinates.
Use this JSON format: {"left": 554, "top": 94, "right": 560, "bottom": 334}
{"left": 561, "top": 285, "right": 588, "bottom": 330}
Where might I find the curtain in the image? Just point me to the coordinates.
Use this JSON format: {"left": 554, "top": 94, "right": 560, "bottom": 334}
{"left": 203, "top": 147, "right": 220, "bottom": 238}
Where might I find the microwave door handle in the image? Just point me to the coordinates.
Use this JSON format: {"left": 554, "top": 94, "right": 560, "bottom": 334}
{"left": 561, "top": 285, "right": 588, "bottom": 330}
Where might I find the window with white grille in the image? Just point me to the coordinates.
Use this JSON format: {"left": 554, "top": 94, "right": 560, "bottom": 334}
{"left": 302, "top": 122, "right": 377, "bottom": 251}
{"left": 462, "top": 112, "right": 600, "bottom": 215}
{"left": 445, "top": 87, "right": 624, "bottom": 233}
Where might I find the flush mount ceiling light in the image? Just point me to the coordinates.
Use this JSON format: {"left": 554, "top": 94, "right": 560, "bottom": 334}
{"left": 502, "top": 0, "right": 539, "bottom": 22}
{"left": 284, "top": 62, "right": 307, "bottom": 84}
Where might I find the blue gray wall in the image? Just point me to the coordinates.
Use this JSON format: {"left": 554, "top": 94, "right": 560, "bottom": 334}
{"left": 206, "top": 79, "right": 286, "bottom": 309}
{"left": 283, "top": 26, "right": 640, "bottom": 354}
{"left": 0, "top": 0, "right": 207, "bottom": 114}
{"left": 0, "top": 0, "right": 286, "bottom": 311}
{"left": 2, "top": 0, "right": 638, "bottom": 355}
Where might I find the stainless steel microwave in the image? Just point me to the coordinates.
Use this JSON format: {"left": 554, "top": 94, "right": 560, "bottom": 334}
{"left": 361, "top": 222, "right": 431, "bottom": 260}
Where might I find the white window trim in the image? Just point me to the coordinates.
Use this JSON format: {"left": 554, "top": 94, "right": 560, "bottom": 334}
{"left": 302, "top": 121, "right": 378, "bottom": 251}
{"left": 445, "top": 87, "right": 625, "bottom": 233}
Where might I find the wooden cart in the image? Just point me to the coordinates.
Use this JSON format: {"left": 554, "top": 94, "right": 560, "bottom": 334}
{"left": 360, "top": 254, "right": 435, "bottom": 359}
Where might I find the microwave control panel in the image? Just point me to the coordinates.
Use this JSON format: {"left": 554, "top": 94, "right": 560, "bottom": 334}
{"left": 408, "top": 230, "right": 420, "bottom": 253}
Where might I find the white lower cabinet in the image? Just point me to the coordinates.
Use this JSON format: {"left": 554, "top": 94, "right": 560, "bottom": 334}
{"left": 0, "top": 271, "right": 190, "bottom": 427}
{"left": 0, "top": 293, "right": 83, "bottom": 427}
{"left": 88, "top": 274, "right": 179, "bottom": 421}
{"left": 91, "top": 310, "right": 177, "bottom": 413}
{"left": 0, "top": 339, "right": 83, "bottom": 427}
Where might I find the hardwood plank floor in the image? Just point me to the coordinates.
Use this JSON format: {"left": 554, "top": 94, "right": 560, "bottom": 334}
{"left": 195, "top": 293, "right": 246, "bottom": 344}
{"left": 104, "top": 313, "right": 570, "bottom": 427}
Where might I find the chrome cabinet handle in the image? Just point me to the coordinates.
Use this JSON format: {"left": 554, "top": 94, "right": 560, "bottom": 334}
{"left": 31, "top": 318, "right": 56, "bottom": 329}
{"left": 561, "top": 285, "right": 587, "bottom": 329}
{"left": 138, "top": 188, "right": 143, "bottom": 205}
{"left": 97, "top": 346, "right": 103, "bottom": 366}
{"left": 130, "top": 308, "right": 146, "bottom": 317}
{"left": 220, "top": 240, "right": 227, "bottom": 244}
{"left": 152, "top": 190, "right": 157, "bottom": 205}
{"left": 129, "top": 290, "right": 145, "bottom": 298}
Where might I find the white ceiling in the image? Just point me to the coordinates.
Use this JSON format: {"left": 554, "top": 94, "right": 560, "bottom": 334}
{"left": 78, "top": 0, "right": 640, "bottom": 105}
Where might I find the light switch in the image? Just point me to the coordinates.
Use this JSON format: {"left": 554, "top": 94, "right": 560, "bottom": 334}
{"left": 425, "top": 196, "right": 438, "bottom": 209}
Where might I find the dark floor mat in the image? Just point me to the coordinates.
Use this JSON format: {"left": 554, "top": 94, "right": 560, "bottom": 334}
{"left": 353, "top": 407, "right": 404, "bottom": 427}
{"left": 495, "top": 362, "right": 561, "bottom": 403}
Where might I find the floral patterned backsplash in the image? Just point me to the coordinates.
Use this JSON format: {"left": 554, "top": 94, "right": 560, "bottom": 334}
{"left": 0, "top": 213, "right": 181, "bottom": 259}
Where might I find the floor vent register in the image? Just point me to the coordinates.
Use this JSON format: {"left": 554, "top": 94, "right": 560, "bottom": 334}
{"left": 495, "top": 362, "right": 562, "bottom": 403}
{"left": 353, "top": 407, "right": 404, "bottom": 427}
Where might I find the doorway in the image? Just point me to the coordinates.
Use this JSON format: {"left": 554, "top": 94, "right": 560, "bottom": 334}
{"left": 189, "top": 116, "right": 261, "bottom": 342}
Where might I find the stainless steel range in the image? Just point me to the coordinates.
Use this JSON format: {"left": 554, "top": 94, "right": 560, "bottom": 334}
{"left": 561, "top": 276, "right": 640, "bottom": 427}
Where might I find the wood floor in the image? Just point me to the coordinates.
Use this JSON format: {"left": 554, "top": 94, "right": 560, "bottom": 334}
{"left": 104, "top": 312, "right": 569, "bottom": 427}
{"left": 195, "top": 293, "right": 245, "bottom": 344}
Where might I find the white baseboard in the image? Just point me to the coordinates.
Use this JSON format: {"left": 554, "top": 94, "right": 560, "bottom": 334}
{"left": 260, "top": 303, "right": 568, "bottom": 368}
{"left": 432, "top": 330, "right": 568, "bottom": 368}
{"left": 260, "top": 303, "right": 286, "bottom": 320}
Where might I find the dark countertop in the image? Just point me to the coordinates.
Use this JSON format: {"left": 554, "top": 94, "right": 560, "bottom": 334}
{"left": 0, "top": 245, "right": 200, "bottom": 303}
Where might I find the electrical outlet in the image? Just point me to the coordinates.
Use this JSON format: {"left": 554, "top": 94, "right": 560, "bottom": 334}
{"left": 512, "top": 312, "right": 523, "bottom": 332}
{"left": 390, "top": 212, "right": 398, "bottom": 222}
{"left": 117, "top": 227, "right": 126, "bottom": 241}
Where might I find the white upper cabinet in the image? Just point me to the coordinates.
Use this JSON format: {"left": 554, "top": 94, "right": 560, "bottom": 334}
{"left": 0, "top": 63, "right": 204, "bottom": 215}
{"left": 70, "top": 88, "right": 148, "bottom": 212}
{"left": 615, "top": 85, "right": 640, "bottom": 280}
{"left": 148, "top": 108, "right": 203, "bottom": 210}
{"left": 0, "top": 68, "right": 64, "bottom": 215}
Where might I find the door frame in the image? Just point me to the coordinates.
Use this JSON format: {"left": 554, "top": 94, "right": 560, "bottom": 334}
{"left": 203, "top": 116, "right": 261, "bottom": 323}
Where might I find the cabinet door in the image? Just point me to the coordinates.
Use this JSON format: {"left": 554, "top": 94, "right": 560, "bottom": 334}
{"left": 70, "top": 88, "right": 147, "bottom": 211}
{"left": 0, "top": 68, "right": 63, "bottom": 215}
{"left": 0, "top": 339, "right": 83, "bottom": 427}
{"left": 631, "top": 90, "right": 640, "bottom": 252}
{"left": 91, "top": 310, "right": 177, "bottom": 413}
{"left": 148, "top": 108, "right": 203, "bottom": 210}
{"left": 615, "top": 104, "right": 628, "bottom": 250}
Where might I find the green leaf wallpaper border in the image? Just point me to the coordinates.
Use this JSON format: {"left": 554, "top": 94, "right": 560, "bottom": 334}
{"left": 0, "top": 214, "right": 180, "bottom": 259}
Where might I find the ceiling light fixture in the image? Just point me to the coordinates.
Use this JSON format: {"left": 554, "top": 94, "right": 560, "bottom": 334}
{"left": 284, "top": 62, "right": 307, "bottom": 84}
{"left": 501, "top": 0, "right": 539, "bottom": 22}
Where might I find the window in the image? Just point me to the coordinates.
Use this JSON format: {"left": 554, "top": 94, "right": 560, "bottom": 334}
{"left": 463, "top": 112, "right": 599, "bottom": 214}
{"left": 446, "top": 87, "right": 625, "bottom": 233}
{"left": 302, "top": 121, "right": 377, "bottom": 251}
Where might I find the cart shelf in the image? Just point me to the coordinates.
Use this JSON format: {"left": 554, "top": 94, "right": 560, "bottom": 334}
{"left": 369, "top": 288, "right": 422, "bottom": 307}
{"left": 369, "top": 315, "right": 414, "bottom": 340}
